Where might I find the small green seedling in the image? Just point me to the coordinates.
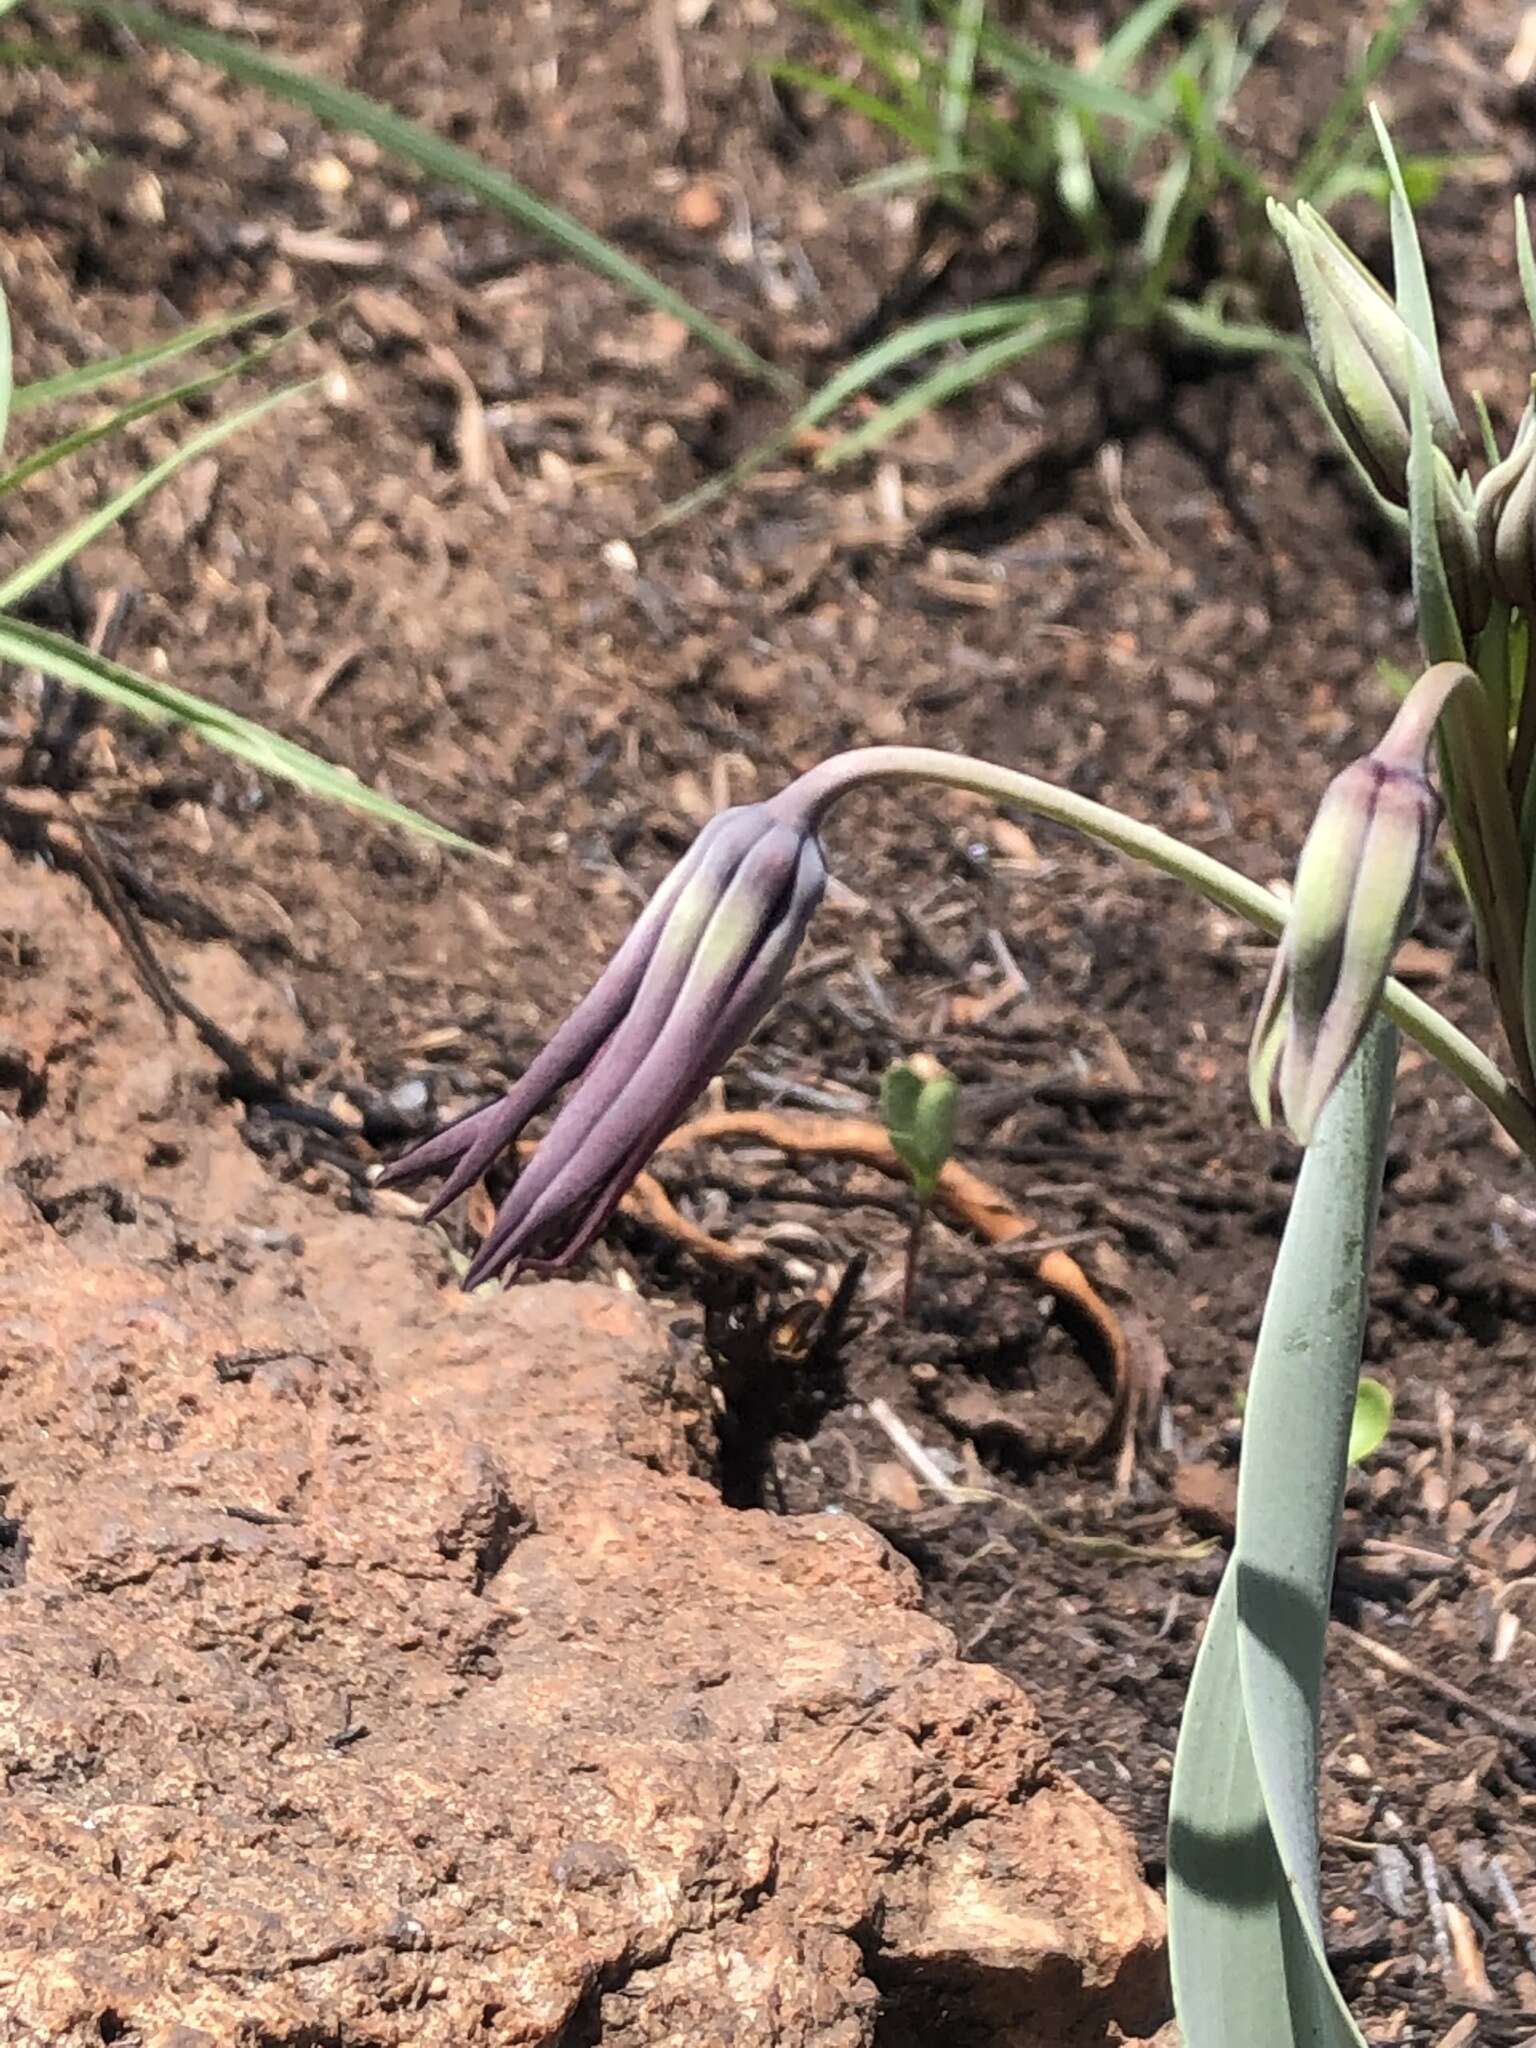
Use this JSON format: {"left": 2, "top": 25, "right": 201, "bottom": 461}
{"left": 1347, "top": 1376, "right": 1393, "bottom": 1464}
{"left": 880, "top": 1052, "right": 959, "bottom": 1316}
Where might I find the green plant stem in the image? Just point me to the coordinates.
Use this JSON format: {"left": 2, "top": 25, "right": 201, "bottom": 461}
{"left": 781, "top": 745, "right": 1536, "bottom": 1160}
{"left": 901, "top": 1197, "right": 927, "bottom": 1319}
{"left": 1512, "top": 625, "right": 1536, "bottom": 814}
{"left": 1477, "top": 599, "right": 1513, "bottom": 750}
{"left": 1439, "top": 683, "right": 1536, "bottom": 1098}
{"left": 937, "top": 0, "right": 985, "bottom": 179}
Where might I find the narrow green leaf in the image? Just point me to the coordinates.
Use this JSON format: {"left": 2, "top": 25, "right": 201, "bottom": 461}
{"left": 967, "top": 12, "right": 1169, "bottom": 131}
{"left": 1139, "top": 150, "right": 1192, "bottom": 268}
{"left": 792, "top": 0, "right": 934, "bottom": 111}
{"left": 1471, "top": 389, "right": 1500, "bottom": 469}
{"left": 0, "top": 326, "right": 303, "bottom": 498}
{"left": 1369, "top": 106, "right": 1439, "bottom": 364}
{"left": 1094, "top": 0, "right": 1183, "bottom": 84}
{"left": 1168, "top": 1570, "right": 1309, "bottom": 2038}
{"left": 649, "top": 294, "right": 1084, "bottom": 531}
{"left": 1306, "top": 150, "right": 1461, "bottom": 214}
{"left": 1293, "top": 0, "right": 1426, "bottom": 202}
{"left": 1347, "top": 1378, "right": 1393, "bottom": 1463}
{"left": 0, "top": 613, "right": 484, "bottom": 854}
{"left": 1158, "top": 297, "right": 1299, "bottom": 360}
{"left": 763, "top": 60, "right": 936, "bottom": 152}
{"left": 0, "top": 382, "right": 310, "bottom": 611}
{"left": 937, "top": 0, "right": 985, "bottom": 176}
{"left": 1406, "top": 368, "right": 1464, "bottom": 665}
{"left": 818, "top": 297, "right": 1088, "bottom": 466}
{"left": 0, "top": 274, "right": 11, "bottom": 462}
{"left": 57, "top": 0, "right": 790, "bottom": 393}
{"left": 1169, "top": 1026, "right": 1394, "bottom": 2048}
{"left": 1232, "top": 1025, "right": 1394, "bottom": 2046}
{"left": 1517, "top": 199, "right": 1536, "bottom": 355}
{"left": 11, "top": 302, "right": 279, "bottom": 413}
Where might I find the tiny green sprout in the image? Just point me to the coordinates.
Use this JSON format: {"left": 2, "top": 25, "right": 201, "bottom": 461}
{"left": 1347, "top": 1376, "right": 1394, "bottom": 1464}
{"left": 881, "top": 1053, "right": 959, "bottom": 1201}
{"left": 880, "top": 1053, "right": 959, "bottom": 1317}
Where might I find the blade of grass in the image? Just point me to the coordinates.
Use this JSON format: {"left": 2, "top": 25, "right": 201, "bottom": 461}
{"left": 0, "top": 325, "right": 306, "bottom": 497}
{"left": 793, "top": 0, "right": 935, "bottom": 115}
{"left": 965, "top": 12, "right": 1169, "bottom": 131}
{"left": 649, "top": 294, "right": 1085, "bottom": 530}
{"left": 764, "top": 59, "right": 936, "bottom": 152}
{"left": 0, "top": 276, "right": 11, "bottom": 461}
{"left": 1517, "top": 198, "right": 1536, "bottom": 352}
{"left": 1369, "top": 104, "right": 1438, "bottom": 363}
{"left": 1095, "top": 0, "right": 1184, "bottom": 81}
{"left": 1158, "top": 297, "right": 1299, "bottom": 359}
{"left": 817, "top": 297, "right": 1089, "bottom": 466}
{"left": 937, "top": 0, "right": 985, "bottom": 178}
{"left": 11, "top": 302, "right": 281, "bottom": 413}
{"left": 1293, "top": 0, "right": 1426, "bottom": 202}
{"left": 0, "top": 381, "right": 311, "bottom": 611}
{"left": 0, "top": 613, "right": 484, "bottom": 853}
{"left": 57, "top": 0, "right": 790, "bottom": 393}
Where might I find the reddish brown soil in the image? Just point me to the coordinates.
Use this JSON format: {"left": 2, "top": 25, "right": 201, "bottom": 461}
{"left": 5, "top": 2, "right": 1536, "bottom": 2041}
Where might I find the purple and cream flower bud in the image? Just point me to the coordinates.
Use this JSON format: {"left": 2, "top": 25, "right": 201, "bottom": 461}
{"left": 1249, "top": 665, "right": 1469, "bottom": 1145}
{"left": 379, "top": 797, "right": 826, "bottom": 1284}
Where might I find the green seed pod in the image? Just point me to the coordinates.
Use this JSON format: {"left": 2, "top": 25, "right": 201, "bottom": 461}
{"left": 1475, "top": 399, "right": 1536, "bottom": 614}
{"left": 1269, "top": 198, "right": 1464, "bottom": 507}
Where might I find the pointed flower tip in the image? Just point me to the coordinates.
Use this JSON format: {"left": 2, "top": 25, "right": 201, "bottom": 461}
{"left": 1271, "top": 193, "right": 1462, "bottom": 506}
{"left": 384, "top": 801, "right": 827, "bottom": 1283}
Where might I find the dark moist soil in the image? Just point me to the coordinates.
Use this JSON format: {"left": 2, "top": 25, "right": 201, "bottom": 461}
{"left": 5, "top": 1, "right": 1536, "bottom": 2040}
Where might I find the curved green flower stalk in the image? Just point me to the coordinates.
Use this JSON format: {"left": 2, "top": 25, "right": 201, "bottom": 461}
{"left": 388, "top": 741, "right": 1536, "bottom": 1271}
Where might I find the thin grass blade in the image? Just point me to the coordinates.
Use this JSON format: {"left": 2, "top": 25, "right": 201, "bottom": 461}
{"left": 1158, "top": 297, "right": 1299, "bottom": 359}
{"left": 649, "top": 294, "right": 1082, "bottom": 529}
{"left": 58, "top": 0, "right": 789, "bottom": 392}
{"left": 1293, "top": 0, "right": 1426, "bottom": 202}
{"left": 1517, "top": 199, "right": 1536, "bottom": 352}
{"left": 0, "top": 326, "right": 304, "bottom": 498}
{"left": 817, "top": 298, "right": 1088, "bottom": 466}
{"left": 1094, "top": 0, "right": 1184, "bottom": 83}
{"left": 937, "top": 0, "right": 985, "bottom": 177}
{"left": 793, "top": 0, "right": 936, "bottom": 114}
{"left": 0, "top": 276, "right": 10, "bottom": 461}
{"left": 1405, "top": 369, "right": 1464, "bottom": 666}
{"left": 0, "top": 613, "right": 484, "bottom": 854}
{"left": 966, "top": 13, "right": 1169, "bottom": 131}
{"left": 764, "top": 60, "right": 936, "bottom": 151}
{"left": 0, "top": 382, "right": 310, "bottom": 611}
{"left": 11, "top": 303, "right": 280, "bottom": 413}
{"left": 1369, "top": 105, "right": 1438, "bottom": 363}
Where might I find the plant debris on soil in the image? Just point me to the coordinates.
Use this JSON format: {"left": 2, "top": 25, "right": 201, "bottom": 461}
{"left": 7, "top": 2, "right": 1536, "bottom": 2041}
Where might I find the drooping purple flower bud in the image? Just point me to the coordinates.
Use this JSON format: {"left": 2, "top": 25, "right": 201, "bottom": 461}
{"left": 380, "top": 797, "right": 826, "bottom": 1283}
